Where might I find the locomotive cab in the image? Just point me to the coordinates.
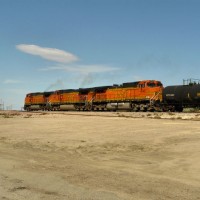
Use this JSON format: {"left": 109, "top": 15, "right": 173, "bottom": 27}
{"left": 138, "top": 80, "right": 163, "bottom": 88}
{"left": 137, "top": 80, "right": 163, "bottom": 100}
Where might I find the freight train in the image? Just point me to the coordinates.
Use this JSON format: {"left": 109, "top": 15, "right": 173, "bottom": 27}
{"left": 24, "top": 79, "right": 200, "bottom": 112}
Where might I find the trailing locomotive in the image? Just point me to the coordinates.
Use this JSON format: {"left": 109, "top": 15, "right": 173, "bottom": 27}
{"left": 24, "top": 79, "right": 200, "bottom": 112}
{"left": 24, "top": 91, "right": 53, "bottom": 111}
{"left": 24, "top": 80, "right": 163, "bottom": 112}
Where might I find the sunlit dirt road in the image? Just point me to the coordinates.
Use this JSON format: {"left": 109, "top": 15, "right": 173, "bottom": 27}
{"left": 0, "top": 111, "right": 200, "bottom": 200}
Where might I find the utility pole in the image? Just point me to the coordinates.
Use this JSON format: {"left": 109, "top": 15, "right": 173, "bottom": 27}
{"left": 0, "top": 99, "right": 4, "bottom": 110}
{"left": 6, "top": 105, "right": 12, "bottom": 110}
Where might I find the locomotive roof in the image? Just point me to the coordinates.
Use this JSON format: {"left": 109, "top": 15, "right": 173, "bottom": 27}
{"left": 79, "top": 86, "right": 112, "bottom": 93}
{"left": 27, "top": 92, "right": 44, "bottom": 96}
{"left": 56, "top": 89, "right": 78, "bottom": 93}
{"left": 122, "top": 81, "right": 140, "bottom": 88}
{"left": 93, "top": 85, "right": 112, "bottom": 91}
{"left": 26, "top": 91, "right": 54, "bottom": 97}
{"left": 44, "top": 91, "right": 54, "bottom": 95}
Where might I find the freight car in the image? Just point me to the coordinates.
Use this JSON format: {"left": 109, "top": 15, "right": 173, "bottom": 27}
{"left": 24, "top": 80, "right": 163, "bottom": 111}
{"left": 162, "top": 79, "right": 200, "bottom": 111}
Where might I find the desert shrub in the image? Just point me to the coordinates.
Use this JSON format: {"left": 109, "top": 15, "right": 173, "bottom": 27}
{"left": 154, "top": 115, "right": 161, "bottom": 119}
{"left": 3, "top": 114, "right": 12, "bottom": 118}
{"left": 24, "top": 114, "right": 32, "bottom": 118}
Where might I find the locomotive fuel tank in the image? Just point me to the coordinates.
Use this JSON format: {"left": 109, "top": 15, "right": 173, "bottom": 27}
{"left": 29, "top": 105, "right": 41, "bottom": 110}
{"left": 163, "top": 84, "right": 200, "bottom": 106}
{"left": 60, "top": 105, "right": 76, "bottom": 110}
{"left": 106, "top": 102, "right": 131, "bottom": 110}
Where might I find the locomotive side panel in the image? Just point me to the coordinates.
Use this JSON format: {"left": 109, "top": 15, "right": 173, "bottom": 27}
{"left": 60, "top": 92, "right": 79, "bottom": 104}
{"left": 106, "top": 88, "right": 126, "bottom": 101}
{"left": 48, "top": 92, "right": 61, "bottom": 106}
{"left": 94, "top": 92, "right": 107, "bottom": 102}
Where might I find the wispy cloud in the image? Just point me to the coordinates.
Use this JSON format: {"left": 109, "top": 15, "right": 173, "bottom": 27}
{"left": 16, "top": 44, "right": 121, "bottom": 87}
{"left": 40, "top": 64, "right": 120, "bottom": 87}
{"left": 39, "top": 64, "right": 119, "bottom": 74}
{"left": 40, "top": 64, "right": 119, "bottom": 87}
{"left": 3, "top": 79, "right": 22, "bottom": 84}
{"left": 16, "top": 44, "right": 79, "bottom": 63}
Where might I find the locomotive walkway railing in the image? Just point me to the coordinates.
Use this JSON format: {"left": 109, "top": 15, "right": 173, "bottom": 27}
{"left": 150, "top": 91, "right": 161, "bottom": 105}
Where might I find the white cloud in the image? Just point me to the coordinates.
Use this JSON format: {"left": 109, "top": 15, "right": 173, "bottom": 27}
{"left": 39, "top": 64, "right": 119, "bottom": 74}
{"left": 16, "top": 44, "right": 120, "bottom": 75}
{"left": 39, "top": 64, "right": 120, "bottom": 87}
{"left": 3, "top": 79, "right": 21, "bottom": 84}
{"left": 16, "top": 44, "right": 79, "bottom": 63}
{"left": 16, "top": 44, "right": 121, "bottom": 87}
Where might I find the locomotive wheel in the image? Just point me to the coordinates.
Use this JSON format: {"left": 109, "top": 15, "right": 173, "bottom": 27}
{"left": 175, "top": 106, "right": 183, "bottom": 112}
{"left": 87, "top": 104, "right": 93, "bottom": 111}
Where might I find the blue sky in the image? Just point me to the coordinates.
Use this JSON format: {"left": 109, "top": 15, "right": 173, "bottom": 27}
{"left": 1, "top": 0, "right": 200, "bottom": 110}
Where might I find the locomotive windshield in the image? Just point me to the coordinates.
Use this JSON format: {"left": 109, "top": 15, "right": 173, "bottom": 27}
{"left": 147, "top": 81, "right": 163, "bottom": 87}
{"left": 147, "top": 82, "right": 156, "bottom": 87}
{"left": 157, "top": 82, "right": 163, "bottom": 87}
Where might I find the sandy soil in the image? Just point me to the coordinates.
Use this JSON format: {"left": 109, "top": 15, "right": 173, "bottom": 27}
{"left": 0, "top": 111, "right": 200, "bottom": 200}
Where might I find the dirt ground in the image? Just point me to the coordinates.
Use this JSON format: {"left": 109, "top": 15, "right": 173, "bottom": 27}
{"left": 0, "top": 111, "right": 200, "bottom": 200}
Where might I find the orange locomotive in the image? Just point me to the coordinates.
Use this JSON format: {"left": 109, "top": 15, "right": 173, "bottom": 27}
{"left": 24, "top": 80, "right": 163, "bottom": 111}
{"left": 47, "top": 89, "right": 80, "bottom": 110}
{"left": 105, "top": 80, "right": 163, "bottom": 111}
{"left": 24, "top": 92, "right": 53, "bottom": 111}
